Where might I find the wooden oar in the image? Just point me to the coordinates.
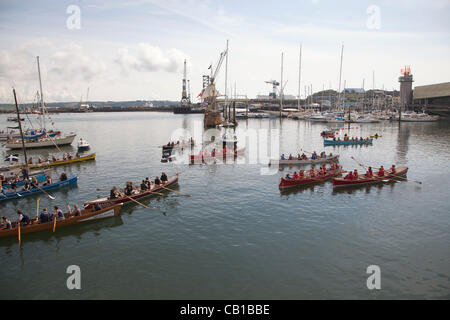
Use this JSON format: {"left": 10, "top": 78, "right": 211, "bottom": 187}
{"left": 35, "top": 197, "right": 40, "bottom": 220}
{"left": 18, "top": 221, "right": 21, "bottom": 247}
{"left": 122, "top": 194, "right": 157, "bottom": 210}
{"left": 52, "top": 214, "right": 57, "bottom": 232}
{"left": 36, "top": 185, "right": 55, "bottom": 200}
{"left": 160, "top": 185, "right": 191, "bottom": 197}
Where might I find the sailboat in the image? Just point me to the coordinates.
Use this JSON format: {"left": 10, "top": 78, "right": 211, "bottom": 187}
{"left": 6, "top": 57, "right": 76, "bottom": 150}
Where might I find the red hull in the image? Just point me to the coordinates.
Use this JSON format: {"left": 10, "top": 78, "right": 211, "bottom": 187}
{"left": 279, "top": 167, "right": 342, "bottom": 189}
{"left": 332, "top": 166, "right": 408, "bottom": 187}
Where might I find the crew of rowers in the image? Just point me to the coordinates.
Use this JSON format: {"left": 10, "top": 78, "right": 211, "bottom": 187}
{"left": 0, "top": 172, "right": 68, "bottom": 194}
{"left": 280, "top": 151, "right": 333, "bottom": 161}
{"left": 1, "top": 203, "right": 83, "bottom": 230}
{"left": 109, "top": 172, "right": 169, "bottom": 199}
{"left": 332, "top": 134, "right": 370, "bottom": 142}
{"left": 343, "top": 165, "right": 396, "bottom": 180}
{"left": 26, "top": 152, "right": 81, "bottom": 165}
{"left": 164, "top": 138, "right": 195, "bottom": 148}
{"left": 285, "top": 163, "right": 340, "bottom": 180}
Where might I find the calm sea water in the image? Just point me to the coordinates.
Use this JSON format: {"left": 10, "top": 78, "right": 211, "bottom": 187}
{"left": 0, "top": 112, "right": 449, "bottom": 299}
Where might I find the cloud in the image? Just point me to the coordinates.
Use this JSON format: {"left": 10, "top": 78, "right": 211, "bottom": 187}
{"left": 116, "top": 43, "right": 187, "bottom": 73}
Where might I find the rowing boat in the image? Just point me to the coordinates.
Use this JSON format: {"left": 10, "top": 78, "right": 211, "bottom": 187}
{"left": 84, "top": 174, "right": 179, "bottom": 210}
{"left": 269, "top": 155, "right": 339, "bottom": 166}
{"left": 279, "top": 166, "right": 343, "bottom": 189}
{"left": 0, "top": 153, "right": 96, "bottom": 171}
{"left": 189, "top": 147, "right": 246, "bottom": 163}
{"left": 0, "top": 176, "right": 78, "bottom": 201}
{"left": 6, "top": 133, "right": 77, "bottom": 149}
{"left": 324, "top": 139, "right": 373, "bottom": 146}
{"left": 332, "top": 166, "right": 408, "bottom": 188}
{"left": 0, "top": 204, "right": 122, "bottom": 239}
{"left": 2, "top": 173, "right": 47, "bottom": 189}
{"left": 369, "top": 135, "right": 382, "bottom": 138}
{"left": 161, "top": 142, "right": 194, "bottom": 151}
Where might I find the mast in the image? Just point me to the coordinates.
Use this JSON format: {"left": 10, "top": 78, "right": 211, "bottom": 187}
{"left": 280, "top": 52, "right": 284, "bottom": 117}
{"left": 337, "top": 43, "right": 344, "bottom": 111}
{"left": 13, "top": 89, "right": 29, "bottom": 167}
{"left": 224, "top": 39, "right": 229, "bottom": 121}
{"left": 297, "top": 44, "right": 302, "bottom": 111}
{"left": 36, "top": 56, "right": 46, "bottom": 130}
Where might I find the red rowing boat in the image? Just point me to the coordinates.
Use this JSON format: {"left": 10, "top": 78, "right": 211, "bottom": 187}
{"left": 84, "top": 174, "right": 179, "bottom": 210}
{"left": 332, "top": 166, "right": 408, "bottom": 188}
{"left": 189, "top": 147, "right": 246, "bottom": 164}
{"left": 279, "top": 165, "right": 343, "bottom": 189}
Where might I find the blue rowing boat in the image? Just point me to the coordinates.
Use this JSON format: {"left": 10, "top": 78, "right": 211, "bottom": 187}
{"left": 3, "top": 173, "right": 47, "bottom": 189}
{"left": 0, "top": 176, "right": 78, "bottom": 201}
{"left": 324, "top": 139, "right": 373, "bottom": 146}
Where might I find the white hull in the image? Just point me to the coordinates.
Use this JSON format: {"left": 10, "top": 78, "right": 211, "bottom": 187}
{"left": 6, "top": 134, "right": 76, "bottom": 149}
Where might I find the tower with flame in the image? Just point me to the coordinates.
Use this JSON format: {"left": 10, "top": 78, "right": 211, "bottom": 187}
{"left": 399, "top": 66, "right": 413, "bottom": 108}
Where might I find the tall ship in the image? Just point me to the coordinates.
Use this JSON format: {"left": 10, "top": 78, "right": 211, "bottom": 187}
{"left": 6, "top": 56, "right": 76, "bottom": 149}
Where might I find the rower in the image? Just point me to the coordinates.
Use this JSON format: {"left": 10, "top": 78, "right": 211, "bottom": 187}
{"left": 17, "top": 210, "right": 30, "bottom": 226}
{"left": 52, "top": 154, "right": 58, "bottom": 162}
{"left": 71, "top": 204, "right": 82, "bottom": 217}
{"left": 299, "top": 170, "right": 305, "bottom": 178}
{"left": 43, "top": 175, "right": 52, "bottom": 186}
{"left": 391, "top": 165, "right": 396, "bottom": 173}
{"left": 28, "top": 157, "right": 33, "bottom": 165}
{"left": 110, "top": 186, "right": 119, "bottom": 199}
{"left": 145, "top": 178, "right": 151, "bottom": 189}
{"left": 301, "top": 153, "right": 307, "bottom": 160}
{"left": 60, "top": 172, "right": 68, "bottom": 181}
{"left": 140, "top": 180, "right": 148, "bottom": 191}
{"left": 353, "top": 169, "right": 359, "bottom": 180}
{"left": 38, "top": 156, "right": 43, "bottom": 163}
{"left": 280, "top": 154, "right": 285, "bottom": 160}
{"left": 288, "top": 154, "right": 293, "bottom": 160}
{"left": 365, "top": 167, "right": 373, "bottom": 178}
{"left": 322, "top": 165, "right": 327, "bottom": 173}
{"left": 30, "top": 176, "right": 39, "bottom": 189}
{"left": 293, "top": 171, "right": 299, "bottom": 179}
{"left": 344, "top": 171, "right": 353, "bottom": 180}
{"left": 160, "top": 172, "right": 168, "bottom": 183}
{"left": 21, "top": 167, "right": 29, "bottom": 181}
{"left": 285, "top": 173, "right": 291, "bottom": 179}
{"left": 154, "top": 176, "right": 161, "bottom": 186}
{"left": 54, "top": 205, "right": 65, "bottom": 220}
{"left": 297, "top": 154, "right": 301, "bottom": 160}
{"left": 309, "top": 168, "right": 315, "bottom": 177}
{"left": 378, "top": 166, "right": 385, "bottom": 177}
{"left": 39, "top": 208, "right": 50, "bottom": 223}
{"left": 1, "top": 216, "right": 12, "bottom": 230}
{"left": 22, "top": 180, "right": 31, "bottom": 191}
{"left": 124, "top": 182, "right": 133, "bottom": 196}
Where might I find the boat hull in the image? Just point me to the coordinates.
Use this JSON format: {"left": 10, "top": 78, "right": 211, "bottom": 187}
{"left": 84, "top": 175, "right": 179, "bottom": 210}
{"left": 324, "top": 139, "right": 373, "bottom": 146}
{"left": 0, "top": 204, "right": 122, "bottom": 238}
{"left": 332, "top": 166, "right": 408, "bottom": 188}
{"left": 279, "top": 167, "right": 342, "bottom": 189}
{"left": 6, "top": 134, "right": 76, "bottom": 149}
{"left": 270, "top": 155, "right": 339, "bottom": 166}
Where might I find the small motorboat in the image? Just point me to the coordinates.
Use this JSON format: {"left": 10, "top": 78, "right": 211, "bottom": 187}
{"left": 77, "top": 138, "right": 90, "bottom": 152}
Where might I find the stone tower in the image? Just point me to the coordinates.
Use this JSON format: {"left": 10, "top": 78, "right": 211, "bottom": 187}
{"left": 398, "top": 66, "right": 413, "bottom": 108}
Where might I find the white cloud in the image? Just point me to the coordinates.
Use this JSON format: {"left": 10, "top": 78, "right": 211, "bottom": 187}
{"left": 116, "top": 43, "right": 187, "bottom": 73}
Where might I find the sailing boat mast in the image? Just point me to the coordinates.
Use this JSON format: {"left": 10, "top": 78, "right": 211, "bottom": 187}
{"left": 224, "top": 39, "right": 229, "bottom": 121}
{"left": 297, "top": 44, "right": 302, "bottom": 111}
{"left": 280, "top": 52, "right": 284, "bottom": 117}
{"left": 36, "top": 56, "right": 45, "bottom": 130}
{"left": 13, "top": 89, "right": 29, "bottom": 167}
{"left": 337, "top": 43, "right": 344, "bottom": 111}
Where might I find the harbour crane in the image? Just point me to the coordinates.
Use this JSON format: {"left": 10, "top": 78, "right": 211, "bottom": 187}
{"left": 265, "top": 80, "right": 280, "bottom": 99}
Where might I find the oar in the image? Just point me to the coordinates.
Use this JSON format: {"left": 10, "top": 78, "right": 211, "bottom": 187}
{"left": 35, "top": 197, "right": 40, "bottom": 221}
{"left": 52, "top": 214, "right": 57, "bottom": 232}
{"left": 160, "top": 185, "right": 191, "bottom": 197}
{"left": 35, "top": 184, "right": 55, "bottom": 200}
{"left": 123, "top": 194, "right": 157, "bottom": 210}
{"left": 18, "top": 221, "right": 21, "bottom": 247}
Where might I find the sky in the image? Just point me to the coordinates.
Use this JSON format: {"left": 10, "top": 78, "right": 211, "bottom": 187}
{"left": 0, "top": 0, "right": 449, "bottom": 104}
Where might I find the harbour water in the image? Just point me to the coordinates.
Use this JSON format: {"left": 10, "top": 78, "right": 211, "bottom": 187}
{"left": 0, "top": 112, "right": 449, "bottom": 299}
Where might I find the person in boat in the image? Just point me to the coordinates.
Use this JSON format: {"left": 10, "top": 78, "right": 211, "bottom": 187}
{"left": 39, "top": 208, "right": 50, "bottom": 223}
{"left": 378, "top": 166, "right": 385, "bottom": 177}
{"left": 391, "top": 165, "right": 396, "bottom": 173}
{"left": 60, "top": 172, "right": 68, "bottom": 181}
{"left": 9, "top": 178, "right": 17, "bottom": 193}
{"left": 110, "top": 186, "right": 119, "bottom": 199}
{"left": 299, "top": 169, "right": 305, "bottom": 178}
{"left": 344, "top": 171, "right": 353, "bottom": 180}
{"left": 280, "top": 154, "right": 285, "bottom": 160}
{"left": 67, "top": 153, "right": 73, "bottom": 160}
{"left": 288, "top": 154, "right": 293, "bottom": 160}
{"left": 72, "top": 204, "right": 82, "bottom": 216}
{"left": 330, "top": 163, "right": 336, "bottom": 170}
{"left": 22, "top": 180, "right": 31, "bottom": 191}
{"left": 365, "top": 167, "right": 373, "bottom": 178}
{"left": 293, "top": 171, "right": 299, "bottom": 179}
{"left": 322, "top": 164, "right": 327, "bottom": 174}
{"left": 211, "top": 148, "right": 216, "bottom": 157}
{"left": 94, "top": 203, "right": 102, "bottom": 211}
{"left": 309, "top": 168, "right": 315, "bottom": 177}
{"left": 52, "top": 154, "right": 58, "bottom": 162}
{"left": 27, "top": 157, "right": 33, "bottom": 165}
{"left": 17, "top": 210, "right": 30, "bottom": 226}
{"left": 1, "top": 216, "right": 12, "bottom": 230}
{"left": 124, "top": 182, "right": 133, "bottom": 196}
{"left": 63, "top": 153, "right": 68, "bottom": 161}
{"left": 160, "top": 172, "right": 168, "bottom": 183}
{"left": 344, "top": 134, "right": 348, "bottom": 141}
{"left": 319, "top": 167, "right": 324, "bottom": 175}
{"left": 75, "top": 152, "right": 80, "bottom": 158}
{"left": 333, "top": 137, "right": 336, "bottom": 141}
{"left": 0, "top": 174, "right": 5, "bottom": 186}
{"left": 311, "top": 152, "right": 317, "bottom": 160}
{"left": 145, "top": 178, "right": 151, "bottom": 189}
{"left": 320, "top": 151, "right": 326, "bottom": 158}
{"left": 301, "top": 153, "right": 307, "bottom": 160}
{"left": 140, "top": 180, "right": 148, "bottom": 191}
{"left": 353, "top": 169, "right": 359, "bottom": 180}
{"left": 360, "top": 137, "right": 363, "bottom": 141}
{"left": 54, "top": 205, "right": 65, "bottom": 220}
{"left": 154, "top": 176, "right": 161, "bottom": 186}
{"left": 43, "top": 175, "right": 52, "bottom": 186}
{"left": 37, "top": 156, "right": 43, "bottom": 164}
{"left": 285, "top": 173, "right": 291, "bottom": 179}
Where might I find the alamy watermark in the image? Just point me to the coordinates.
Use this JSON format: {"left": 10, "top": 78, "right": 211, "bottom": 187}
{"left": 366, "top": 5, "right": 381, "bottom": 30}
{"left": 66, "top": 265, "right": 81, "bottom": 290}
{"left": 66, "top": 5, "right": 81, "bottom": 30}
{"left": 366, "top": 265, "right": 381, "bottom": 290}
